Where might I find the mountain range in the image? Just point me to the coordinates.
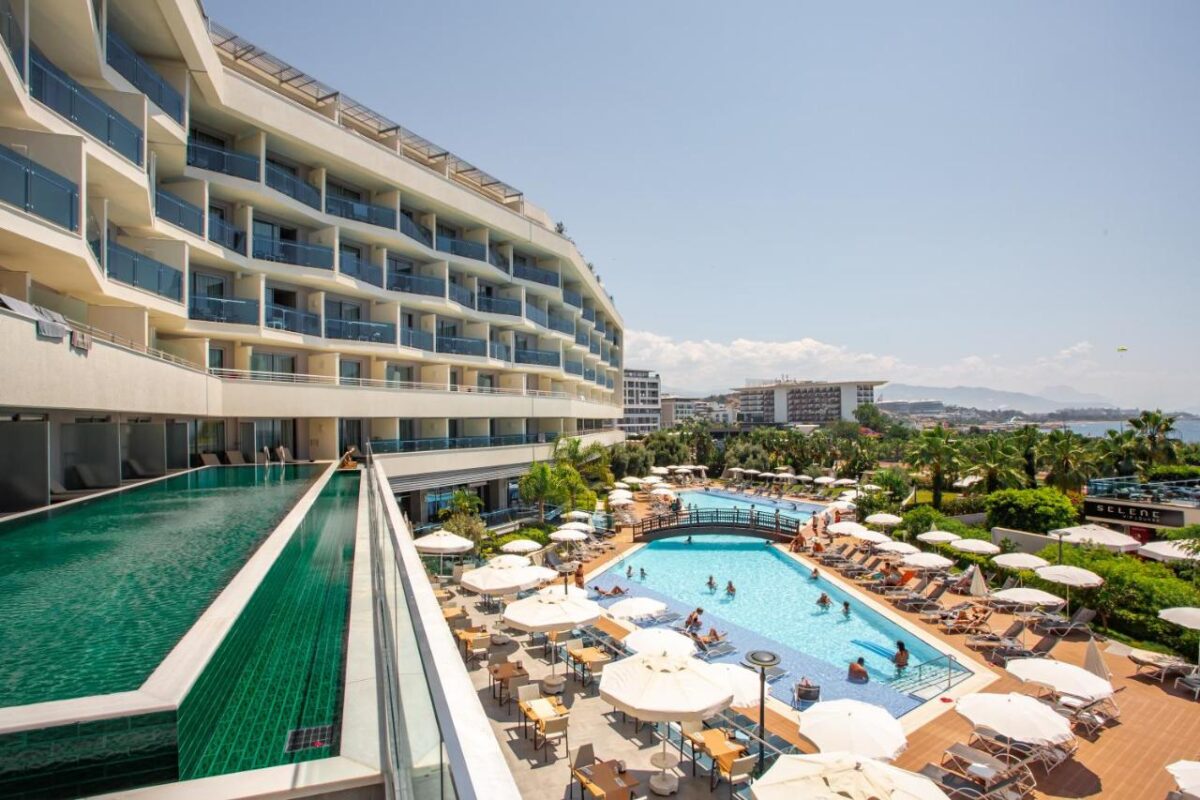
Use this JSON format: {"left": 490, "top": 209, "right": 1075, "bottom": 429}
{"left": 877, "top": 384, "right": 1116, "bottom": 413}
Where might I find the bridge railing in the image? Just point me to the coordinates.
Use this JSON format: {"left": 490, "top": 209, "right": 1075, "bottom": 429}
{"left": 628, "top": 508, "right": 802, "bottom": 540}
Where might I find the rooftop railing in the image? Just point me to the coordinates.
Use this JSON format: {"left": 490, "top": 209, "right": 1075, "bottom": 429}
{"left": 252, "top": 236, "right": 334, "bottom": 270}
{"left": 187, "top": 140, "right": 260, "bottom": 181}
{"left": 264, "top": 303, "right": 320, "bottom": 335}
{"left": 211, "top": 368, "right": 588, "bottom": 402}
{"left": 154, "top": 187, "right": 203, "bottom": 235}
{"left": 265, "top": 161, "right": 321, "bottom": 209}
{"left": 326, "top": 317, "right": 397, "bottom": 344}
{"left": 207, "top": 213, "right": 245, "bottom": 254}
{"left": 436, "top": 334, "right": 487, "bottom": 358}
{"left": 513, "top": 261, "right": 559, "bottom": 287}
{"left": 327, "top": 194, "right": 397, "bottom": 230}
{"left": 399, "top": 213, "right": 433, "bottom": 247}
{"left": 448, "top": 282, "right": 475, "bottom": 308}
{"left": 401, "top": 326, "right": 434, "bottom": 351}
{"left": 477, "top": 295, "right": 520, "bottom": 316}
{"left": 436, "top": 234, "right": 487, "bottom": 262}
{"left": 106, "top": 240, "right": 182, "bottom": 301}
{"left": 189, "top": 295, "right": 259, "bottom": 325}
{"left": 388, "top": 271, "right": 444, "bottom": 298}
{"left": 514, "top": 348, "right": 560, "bottom": 368}
{"left": 524, "top": 304, "right": 548, "bottom": 328}
{"left": 0, "top": 142, "right": 78, "bottom": 231}
{"left": 340, "top": 252, "right": 383, "bottom": 287}
{"left": 106, "top": 29, "right": 184, "bottom": 123}
{"left": 30, "top": 49, "right": 143, "bottom": 166}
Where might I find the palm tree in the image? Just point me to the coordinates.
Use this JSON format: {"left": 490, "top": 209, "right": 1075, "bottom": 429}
{"left": 438, "top": 488, "right": 483, "bottom": 519}
{"left": 1096, "top": 429, "right": 1139, "bottom": 477}
{"left": 1038, "top": 430, "right": 1097, "bottom": 493}
{"left": 969, "top": 435, "right": 1026, "bottom": 493}
{"left": 554, "top": 436, "right": 611, "bottom": 486}
{"left": 904, "top": 425, "right": 962, "bottom": 510}
{"left": 1129, "top": 410, "right": 1179, "bottom": 467}
{"left": 1011, "top": 426, "right": 1042, "bottom": 489}
{"left": 518, "top": 462, "right": 565, "bottom": 523}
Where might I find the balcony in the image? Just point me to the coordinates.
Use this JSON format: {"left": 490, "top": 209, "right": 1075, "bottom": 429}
{"left": 478, "top": 295, "right": 520, "bottom": 316}
{"left": 208, "top": 214, "right": 245, "bottom": 254}
{"left": 265, "top": 303, "right": 320, "bottom": 335}
{"left": 487, "top": 247, "right": 510, "bottom": 272}
{"left": 106, "top": 29, "right": 184, "bottom": 124}
{"left": 370, "top": 432, "right": 556, "bottom": 454}
{"left": 326, "top": 317, "right": 397, "bottom": 345}
{"left": 106, "top": 241, "right": 182, "bottom": 301}
{"left": 436, "top": 234, "right": 486, "bottom": 262}
{"left": 595, "top": 318, "right": 607, "bottom": 335}
{"left": 0, "top": 143, "right": 78, "bottom": 231}
{"left": 574, "top": 330, "right": 588, "bottom": 347}
{"left": 30, "top": 49, "right": 142, "bottom": 166}
{"left": 489, "top": 341, "right": 510, "bottom": 361}
{"left": 581, "top": 307, "right": 595, "bottom": 323}
{"left": 401, "top": 326, "right": 434, "bottom": 351}
{"left": 340, "top": 252, "right": 383, "bottom": 287}
{"left": 265, "top": 161, "right": 321, "bottom": 210}
{"left": 436, "top": 335, "right": 487, "bottom": 358}
{"left": 548, "top": 313, "right": 574, "bottom": 336}
{"left": 525, "top": 305, "right": 548, "bottom": 328}
{"left": 593, "top": 373, "right": 605, "bottom": 387}
{"left": 584, "top": 367, "right": 596, "bottom": 382}
{"left": 252, "top": 237, "right": 334, "bottom": 270}
{"left": 565, "top": 359, "right": 583, "bottom": 376}
{"left": 327, "top": 194, "right": 397, "bottom": 229}
{"left": 388, "top": 271, "right": 444, "bottom": 298}
{"left": 606, "top": 376, "right": 614, "bottom": 389}
{"left": 0, "top": 0, "right": 24, "bottom": 80}
{"left": 155, "top": 188, "right": 202, "bottom": 236}
{"left": 400, "top": 213, "right": 432, "bottom": 247}
{"left": 562, "top": 288, "right": 582, "bottom": 308}
{"left": 514, "top": 348, "right": 560, "bottom": 368}
{"left": 448, "top": 282, "right": 475, "bottom": 308}
{"left": 589, "top": 340, "right": 601, "bottom": 355}
{"left": 513, "top": 262, "right": 559, "bottom": 288}
{"left": 189, "top": 295, "right": 259, "bottom": 325}
{"left": 187, "top": 140, "right": 259, "bottom": 181}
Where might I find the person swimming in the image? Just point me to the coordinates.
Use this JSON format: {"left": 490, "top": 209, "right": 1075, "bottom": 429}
{"left": 842, "top": 600, "right": 851, "bottom": 617}
{"left": 626, "top": 565, "right": 633, "bottom": 579}
{"left": 706, "top": 575, "right": 717, "bottom": 591}
{"left": 810, "top": 568, "right": 819, "bottom": 580}
{"left": 816, "top": 592, "right": 832, "bottom": 610}
{"left": 848, "top": 657, "right": 869, "bottom": 683}
{"left": 725, "top": 580, "right": 736, "bottom": 597}
{"left": 639, "top": 567, "right": 647, "bottom": 580}
{"left": 893, "top": 640, "right": 909, "bottom": 672}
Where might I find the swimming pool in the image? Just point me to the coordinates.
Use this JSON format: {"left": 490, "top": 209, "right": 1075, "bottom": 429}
{"left": 0, "top": 464, "right": 323, "bottom": 708}
{"left": 593, "top": 535, "right": 970, "bottom": 715}
{"left": 680, "top": 488, "right": 825, "bottom": 525}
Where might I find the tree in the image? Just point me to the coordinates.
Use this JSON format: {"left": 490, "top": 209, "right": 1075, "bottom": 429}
{"left": 554, "top": 436, "right": 611, "bottom": 487}
{"left": 555, "top": 463, "right": 597, "bottom": 513}
{"left": 969, "top": 435, "right": 1026, "bottom": 493}
{"left": 853, "top": 403, "right": 889, "bottom": 432}
{"left": 609, "top": 442, "right": 651, "bottom": 479}
{"left": 724, "top": 440, "right": 770, "bottom": 472}
{"left": 643, "top": 430, "right": 689, "bottom": 467}
{"left": 1038, "top": 430, "right": 1097, "bottom": 493}
{"left": 839, "top": 440, "right": 878, "bottom": 479}
{"left": 1129, "top": 410, "right": 1179, "bottom": 468}
{"left": 1011, "top": 426, "right": 1042, "bottom": 489}
{"left": 519, "top": 462, "right": 565, "bottom": 523}
{"left": 984, "top": 488, "right": 1078, "bottom": 534}
{"left": 1096, "top": 429, "right": 1139, "bottom": 477}
{"left": 438, "top": 488, "right": 486, "bottom": 545}
{"left": 904, "top": 425, "right": 962, "bottom": 510}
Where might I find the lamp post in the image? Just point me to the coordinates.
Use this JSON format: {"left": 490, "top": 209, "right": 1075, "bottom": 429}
{"left": 744, "top": 649, "right": 780, "bottom": 774}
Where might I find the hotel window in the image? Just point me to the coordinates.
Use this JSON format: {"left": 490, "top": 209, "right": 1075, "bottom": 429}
{"left": 437, "top": 223, "right": 459, "bottom": 239}
{"left": 397, "top": 418, "right": 414, "bottom": 440}
{"left": 339, "top": 359, "right": 362, "bottom": 385}
{"left": 207, "top": 346, "right": 225, "bottom": 370}
{"left": 478, "top": 374, "right": 495, "bottom": 390}
{"left": 252, "top": 219, "right": 297, "bottom": 243}
{"left": 327, "top": 181, "right": 361, "bottom": 202}
{"left": 192, "top": 271, "right": 228, "bottom": 298}
{"left": 326, "top": 299, "right": 361, "bottom": 321}
{"left": 386, "top": 364, "right": 414, "bottom": 385}
{"left": 437, "top": 319, "right": 459, "bottom": 338}
{"left": 190, "top": 128, "right": 227, "bottom": 149}
{"left": 266, "top": 286, "right": 298, "bottom": 308}
{"left": 250, "top": 351, "right": 296, "bottom": 374}
{"left": 193, "top": 420, "right": 225, "bottom": 454}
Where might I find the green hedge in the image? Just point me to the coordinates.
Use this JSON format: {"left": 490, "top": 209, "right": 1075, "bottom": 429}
{"left": 478, "top": 528, "right": 551, "bottom": 559}
{"left": 984, "top": 488, "right": 1077, "bottom": 533}
{"left": 1145, "top": 464, "right": 1200, "bottom": 482}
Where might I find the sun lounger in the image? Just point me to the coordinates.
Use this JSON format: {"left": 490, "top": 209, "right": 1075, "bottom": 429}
{"left": 969, "top": 725, "right": 1077, "bottom": 773}
{"left": 989, "top": 634, "right": 1060, "bottom": 666}
{"left": 1052, "top": 694, "right": 1120, "bottom": 734}
{"left": 1176, "top": 667, "right": 1200, "bottom": 700}
{"left": 885, "top": 577, "right": 930, "bottom": 603}
{"left": 966, "top": 620, "right": 1024, "bottom": 650}
{"left": 937, "top": 610, "right": 978, "bottom": 634}
{"left": 199, "top": 452, "right": 222, "bottom": 467}
{"left": 695, "top": 639, "right": 737, "bottom": 660}
{"left": 1128, "top": 648, "right": 1191, "bottom": 682}
{"left": 224, "top": 449, "right": 248, "bottom": 464}
{"left": 1032, "top": 607, "right": 1096, "bottom": 636}
{"left": 897, "top": 582, "right": 949, "bottom": 612}
{"left": 49, "top": 478, "right": 91, "bottom": 502}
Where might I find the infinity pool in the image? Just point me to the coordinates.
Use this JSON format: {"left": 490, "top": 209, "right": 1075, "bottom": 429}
{"left": 0, "top": 464, "right": 323, "bottom": 708}
{"left": 593, "top": 535, "right": 969, "bottom": 715}
{"left": 680, "top": 488, "right": 825, "bottom": 525}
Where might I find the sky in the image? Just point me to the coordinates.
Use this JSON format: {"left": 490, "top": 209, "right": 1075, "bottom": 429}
{"left": 205, "top": 1, "right": 1200, "bottom": 409}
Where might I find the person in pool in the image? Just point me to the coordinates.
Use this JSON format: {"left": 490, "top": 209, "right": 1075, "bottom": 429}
{"left": 842, "top": 600, "right": 851, "bottom": 617}
{"left": 816, "top": 592, "right": 832, "bottom": 610}
{"left": 725, "top": 580, "right": 737, "bottom": 597}
{"left": 848, "top": 657, "right": 869, "bottom": 683}
{"left": 639, "top": 567, "right": 647, "bottom": 580}
{"left": 893, "top": 640, "right": 909, "bottom": 672}
{"left": 706, "top": 575, "right": 717, "bottom": 591}
{"left": 810, "top": 567, "right": 820, "bottom": 580}
{"left": 626, "top": 565, "right": 633, "bottom": 579}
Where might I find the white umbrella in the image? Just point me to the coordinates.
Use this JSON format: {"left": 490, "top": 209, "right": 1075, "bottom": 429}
{"left": 624, "top": 628, "right": 697, "bottom": 658}
{"left": 609, "top": 489, "right": 633, "bottom": 499}
{"left": 612, "top": 481, "right": 630, "bottom": 489}
{"left": 609, "top": 497, "right": 633, "bottom": 507}
{"left": 608, "top": 597, "right": 668, "bottom": 619}
{"left": 778, "top": 473, "right": 797, "bottom": 482}
{"left": 993, "top": 552, "right": 1049, "bottom": 570}
{"left": 1082, "top": 636, "right": 1111, "bottom": 680}
{"left": 990, "top": 587, "right": 1065, "bottom": 608}
{"left": 461, "top": 564, "right": 556, "bottom": 595}
{"left": 866, "top": 513, "right": 903, "bottom": 528}
{"left": 1049, "top": 524, "right": 1141, "bottom": 553}
{"left": 707, "top": 663, "right": 762, "bottom": 707}
{"left": 950, "top": 539, "right": 1001, "bottom": 555}
{"left": 1035, "top": 565, "right": 1103, "bottom": 610}
{"left": 1167, "top": 760, "right": 1200, "bottom": 795}
{"left": 674, "top": 467, "right": 693, "bottom": 474}
{"left": 851, "top": 529, "right": 892, "bottom": 545}
{"left": 1159, "top": 607, "right": 1200, "bottom": 665}
{"left": 799, "top": 700, "right": 907, "bottom": 761}
{"left": 1139, "top": 540, "right": 1200, "bottom": 562}
{"left": 563, "top": 510, "right": 593, "bottom": 522}
{"left": 487, "top": 554, "right": 532, "bottom": 569}
{"left": 902, "top": 552, "right": 954, "bottom": 571}
{"left": 828, "top": 521, "right": 868, "bottom": 537}
{"left": 502, "top": 593, "right": 601, "bottom": 633}
{"left": 500, "top": 538, "right": 542, "bottom": 555}
{"left": 742, "top": 469, "right": 761, "bottom": 476}
{"left": 413, "top": 528, "right": 474, "bottom": 573}
{"left": 650, "top": 486, "right": 676, "bottom": 496}
{"left": 1006, "top": 658, "right": 1113, "bottom": 703}
{"left": 641, "top": 475, "right": 663, "bottom": 485}
{"left": 828, "top": 500, "right": 857, "bottom": 511}
{"left": 539, "top": 584, "right": 589, "bottom": 599}
{"left": 751, "top": 753, "right": 950, "bottom": 800}
{"left": 833, "top": 478, "right": 858, "bottom": 486}
{"left": 621, "top": 476, "right": 643, "bottom": 485}
{"left": 916, "top": 530, "right": 960, "bottom": 544}
{"left": 814, "top": 476, "right": 835, "bottom": 485}
{"left": 550, "top": 529, "right": 588, "bottom": 543}
{"left": 758, "top": 472, "right": 776, "bottom": 480}
{"left": 797, "top": 475, "right": 814, "bottom": 483}
{"left": 969, "top": 566, "right": 990, "bottom": 597}
{"left": 955, "top": 693, "right": 1075, "bottom": 746}
{"left": 862, "top": 484, "right": 884, "bottom": 492}
{"left": 650, "top": 466, "right": 670, "bottom": 475}
{"left": 558, "top": 521, "right": 593, "bottom": 532}
{"left": 840, "top": 490, "right": 862, "bottom": 501}
{"left": 728, "top": 467, "right": 745, "bottom": 474}
{"left": 876, "top": 541, "right": 919, "bottom": 555}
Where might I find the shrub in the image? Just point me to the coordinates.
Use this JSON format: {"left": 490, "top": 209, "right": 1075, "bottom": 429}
{"left": 478, "top": 528, "right": 550, "bottom": 559}
{"left": 1145, "top": 464, "right": 1200, "bottom": 482}
{"left": 942, "top": 495, "right": 988, "bottom": 515}
{"left": 984, "top": 488, "right": 1077, "bottom": 533}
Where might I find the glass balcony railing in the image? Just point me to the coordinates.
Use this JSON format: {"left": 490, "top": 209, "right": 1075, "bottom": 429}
{"left": 208, "top": 214, "right": 245, "bottom": 254}
{"left": 189, "top": 295, "right": 259, "bottom": 325}
{"left": 487, "top": 247, "right": 510, "bottom": 272}
{"left": 370, "top": 432, "right": 556, "bottom": 454}
{"left": 326, "top": 194, "right": 397, "bottom": 229}
{"left": 401, "top": 326, "right": 434, "bottom": 351}
{"left": 265, "top": 161, "right": 321, "bottom": 209}
{"left": 595, "top": 318, "right": 607, "bottom": 335}
{"left": 478, "top": 295, "right": 520, "bottom": 316}
{"left": 548, "top": 313, "right": 574, "bottom": 335}
{"left": 584, "top": 367, "right": 596, "bottom": 382}
{"left": 562, "top": 288, "right": 582, "bottom": 308}
{"left": 589, "top": 340, "right": 601, "bottom": 355}
{"left": 154, "top": 187, "right": 202, "bottom": 235}
{"left": 252, "top": 237, "right": 334, "bottom": 270}
{"left": 340, "top": 253, "right": 383, "bottom": 287}
{"left": 565, "top": 359, "right": 583, "bottom": 376}
{"left": 264, "top": 303, "right": 320, "bottom": 335}
{"left": 436, "top": 335, "right": 487, "bottom": 357}
{"left": 448, "top": 282, "right": 475, "bottom": 308}
{"left": 1086, "top": 476, "right": 1200, "bottom": 507}
{"left": 525, "top": 305, "right": 548, "bottom": 328}
{"left": 606, "top": 376, "right": 614, "bottom": 389}
{"left": 581, "top": 307, "right": 595, "bottom": 323}
{"left": 574, "top": 330, "right": 588, "bottom": 347}
{"left": 593, "top": 372, "right": 605, "bottom": 386}
{"left": 513, "top": 262, "right": 559, "bottom": 287}
{"left": 388, "top": 271, "right": 444, "bottom": 298}
{"left": 106, "top": 240, "right": 182, "bottom": 301}
{"left": 106, "top": 29, "right": 184, "bottom": 123}
{"left": 30, "top": 49, "right": 142, "bottom": 166}
{"left": 326, "top": 317, "right": 397, "bottom": 344}
{"left": 514, "top": 348, "right": 560, "bottom": 368}
{"left": 0, "top": 143, "right": 78, "bottom": 231}
{"left": 187, "top": 140, "right": 260, "bottom": 181}
{"left": 0, "top": 0, "right": 24, "bottom": 80}
{"left": 489, "top": 341, "right": 510, "bottom": 361}
{"left": 436, "top": 234, "right": 487, "bottom": 262}
{"left": 400, "top": 213, "right": 433, "bottom": 247}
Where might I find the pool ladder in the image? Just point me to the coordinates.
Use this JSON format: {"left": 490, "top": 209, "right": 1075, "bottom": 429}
{"left": 889, "top": 653, "right": 969, "bottom": 699}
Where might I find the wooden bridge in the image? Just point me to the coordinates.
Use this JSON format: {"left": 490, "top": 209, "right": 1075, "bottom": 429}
{"left": 627, "top": 508, "right": 805, "bottom": 543}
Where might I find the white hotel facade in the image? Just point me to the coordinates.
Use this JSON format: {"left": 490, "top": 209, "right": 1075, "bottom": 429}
{"left": 0, "top": 0, "right": 624, "bottom": 520}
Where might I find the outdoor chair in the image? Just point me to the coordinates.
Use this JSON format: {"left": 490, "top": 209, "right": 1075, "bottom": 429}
{"left": 793, "top": 681, "right": 821, "bottom": 708}
{"left": 536, "top": 714, "right": 569, "bottom": 761}
{"left": 919, "top": 601, "right": 973, "bottom": 623}
{"left": 710, "top": 753, "right": 756, "bottom": 797}
{"left": 898, "top": 582, "right": 949, "bottom": 612}
{"left": 1175, "top": 667, "right": 1200, "bottom": 700}
{"left": 1033, "top": 607, "right": 1096, "bottom": 637}
{"left": 569, "top": 743, "right": 598, "bottom": 799}
{"left": 966, "top": 620, "right": 1024, "bottom": 650}
{"left": 989, "top": 634, "right": 1060, "bottom": 666}
{"left": 516, "top": 684, "right": 543, "bottom": 738}
{"left": 1128, "top": 648, "right": 1191, "bottom": 682}
{"left": 1053, "top": 694, "right": 1120, "bottom": 735}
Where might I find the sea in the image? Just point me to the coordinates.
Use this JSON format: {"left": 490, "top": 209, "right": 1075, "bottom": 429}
{"left": 1041, "top": 418, "right": 1200, "bottom": 444}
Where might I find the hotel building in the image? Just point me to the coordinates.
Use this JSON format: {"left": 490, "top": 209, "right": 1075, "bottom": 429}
{"left": 734, "top": 379, "right": 885, "bottom": 425}
{"left": 661, "top": 395, "right": 736, "bottom": 427}
{"left": 618, "top": 368, "right": 661, "bottom": 435}
{"left": 0, "top": 0, "right": 624, "bottom": 521}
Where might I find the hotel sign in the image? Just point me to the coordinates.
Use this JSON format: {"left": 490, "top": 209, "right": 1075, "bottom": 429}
{"left": 1083, "top": 500, "right": 1184, "bottom": 528}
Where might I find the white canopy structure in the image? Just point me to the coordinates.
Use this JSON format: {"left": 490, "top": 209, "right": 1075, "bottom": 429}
{"left": 833, "top": 478, "right": 858, "bottom": 487}
{"left": 1139, "top": 540, "right": 1200, "bottom": 562}
{"left": 798, "top": 700, "right": 907, "bottom": 761}
{"left": 550, "top": 529, "right": 588, "bottom": 543}
{"left": 955, "top": 693, "right": 1075, "bottom": 746}
{"left": 750, "top": 753, "right": 950, "bottom": 800}
{"left": 813, "top": 476, "right": 835, "bottom": 485}
{"left": 1006, "top": 659, "right": 1114, "bottom": 704}
{"left": 563, "top": 510, "right": 593, "bottom": 522}
{"left": 501, "top": 593, "right": 601, "bottom": 633}
{"left": 1168, "top": 760, "right": 1200, "bottom": 796}
{"left": 558, "top": 521, "right": 592, "bottom": 533}
{"left": 607, "top": 597, "right": 667, "bottom": 620}
{"left": 827, "top": 521, "right": 868, "bottom": 537}
{"left": 902, "top": 552, "right": 954, "bottom": 571}
{"left": 1159, "top": 607, "right": 1200, "bottom": 664}
{"left": 650, "top": 466, "right": 670, "bottom": 475}
{"left": 1035, "top": 564, "right": 1103, "bottom": 609}
{"left": 612, "top": 481, "right": 630, "bottom": 489}
{"left": 989, "top": 587, "right": 1065, "bottom": 608}
{"left": 500, "top": 538, "right": 543, "bottom": 555}
{"left": 916, "top": 530, "right": 960, "bottom": 544}
{"left": 876, "top": 541, "right": 919, "bottom": 555}
{"left": 852, "top": 529, "right": 892, "bottom": 545}
{"left": 413, "top": 529, "right": 474, "bottom": 554}
{"left": 950, "top": 539, "right": 1001, "bottom": 555}
{"left": 1049, "top": 524, "right": 1141, "bottom": 553}
{"left": 623, "top": 628, "right": 697, "bottom": 658}
{"left": 609, "top": 497, "right": 634, "bottom": 507}
{"left": 827, "top": 500, "right": 857, "bottom": 511}
{"left": 797, "top": 475, "right": 814, "bottom": 483}
{"left": 621, "top": 476, "right": 643, "bottom": 485}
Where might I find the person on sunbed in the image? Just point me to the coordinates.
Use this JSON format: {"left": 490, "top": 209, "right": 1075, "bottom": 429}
{"left": 848, "top": 657, "right": 869, "bottom": 683}
{"left": 698, "top": 627, "right": 727, "bottom": 645}
{"left": 884, "top": 568, "right": 903, "bottom": 587}
{"left": 685, "top": 607, "right": 704, "bottom": 630}
{"left": 816, "top": 592, "right": 833, "bottom": 610}
{"left": 592, "top": 585, "right": 627, "bottom": 597}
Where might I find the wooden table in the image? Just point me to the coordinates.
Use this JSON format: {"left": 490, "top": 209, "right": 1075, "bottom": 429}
{"left": 488, "top": 661, "right": 527, "bottom": 701}
{"left": 519, "top": 695, "right": 568, "bottom": 738}
{"left": 694, "top": 728, "right": 746, "bottom": 773}
{"left": 569, "top": 646, "right": 610, "bottom": 682}
{"left": 577, "top": 760, "right": 640, "bottom": 799}
{"left": 455, "top": 628, "right": 489, "bottom": 657}
{"left": 442, "top": 606, "right": 465, "bottom": 620}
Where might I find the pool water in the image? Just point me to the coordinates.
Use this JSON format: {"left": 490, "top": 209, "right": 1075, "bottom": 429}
{"left": 0, "top": 464, "right": 323, "bottom": 708}
{"left": 680, "top": 488, "right": 825, "bottom": 525}
{"left": 594, "top": 535, "right": 969, "bottom": 715}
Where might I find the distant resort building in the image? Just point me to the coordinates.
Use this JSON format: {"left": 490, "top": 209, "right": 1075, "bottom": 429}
{"left": 734, "top": 379, "right": 886, "bottom": 425}
{"left": 661, "top": 395, "right": 737, "bottom": 426}
{"left": 619, "top": 368, "right": 661, "bottom": 435}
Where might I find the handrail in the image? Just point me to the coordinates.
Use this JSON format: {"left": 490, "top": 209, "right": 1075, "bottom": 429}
{"left": 3, "top": 306, "right": 202, "bottom": 372}
{"left": 629, "top": 508, "right": 803, "bottom": 541}
{"left": 207, "top": 367, "right": 598, "bottom": 400}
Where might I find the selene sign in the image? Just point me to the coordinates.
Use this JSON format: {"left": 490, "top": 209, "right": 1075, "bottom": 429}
{"left": 1083, "top": 500, "right": 1185, "bottom": 528}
